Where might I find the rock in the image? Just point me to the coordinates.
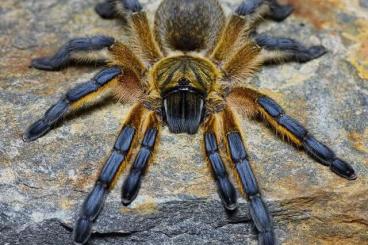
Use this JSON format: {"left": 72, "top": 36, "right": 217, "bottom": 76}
{"left": 0, "top": 0, "right": 367, "bottom": 244}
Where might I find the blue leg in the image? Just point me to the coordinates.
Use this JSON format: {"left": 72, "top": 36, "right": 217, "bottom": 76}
{"left": 255, "top": 34, "right": 327, "bottom": 63}
{"left": 121, "top": 0, "right": 143, "bottom": 12}
{"left": 23, "top": 67, "right": 122, "bottom": 141}
{"left": 31, "top": 36, "right": 115, "bottom": 71}
{"left": 73, "top": 125, "right": 136, "bottom": 244}
{"left": 204, "top": 132, "right": 238, "bottom": 211}
{"left": 226, "top": 132, "right": 275, "bottom": 245}
{"left": 265, "top": 0, "right": 294, "bottom": 21}
{"left": 121, "top": 127, "right": 158, "bottom": 205}
{"left": 257, "top": 96, "right": 357, "bottom": 180}
{"left": 236, "top": 0, "right": 293, "bottom": 21}
{"left": 95, "top": 1, "right": 116, "bottom": 19}
{"left": 95, "top": 0, "right": 142, "bottom": 19}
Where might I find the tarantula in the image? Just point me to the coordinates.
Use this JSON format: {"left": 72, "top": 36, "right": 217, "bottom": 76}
{"left": 24, "top": 0, "right": 357, "bottom": 244}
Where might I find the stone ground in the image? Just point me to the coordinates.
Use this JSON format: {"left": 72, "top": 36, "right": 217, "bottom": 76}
{"left": 0, "top": 0, "right": 367, "bottom": 244}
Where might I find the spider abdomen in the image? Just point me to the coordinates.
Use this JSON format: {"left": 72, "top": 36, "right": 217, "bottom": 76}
{"left": 154, "top": 0, "right": 225, "bottom": 52}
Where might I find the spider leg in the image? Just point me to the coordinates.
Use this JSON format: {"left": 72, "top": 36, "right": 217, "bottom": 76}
{"left": 203, "top": 116, "right": 238, "bottom": 211}
{"left": 227, "top": 87, "right": 357, "bottom": 180}
{"left": 120, "top": 0, "right": 143, "bottom": 12}
{"left": 100, "top": 0, "right": 163, "bottom": 64}
{"left": 129, "top": 11, "right": 163, "bottom": 64}
{"left": 236, "top": 0, "right": 293, "bottom": 22}
{"left": 211, "top": 0, "right": 292, "bottom": 63}
{"left": 31, "top": 36, "right": 115, "bottom": 71}
{"left": 73, "top": 125, "right": 135, "bottom": 245}
{"left": 210, "top": 14, "right": 249, "bottom": 62}
{"left": 95, "top": 0, "right": 143, "bottom": 19}
{"left": 73, "top": 103, "right": 153, "bottom": 244}
{"left": 121, "top": 114, "right": 159, "bottom": 205}
{"left": 257, "top": 95, "right": 356, "bottom": 180}
{"left": 255, "top": 34, "right": 327, "bottom": 63}
{"left": 23, "top": 67, "right": 122, "bottom": 141}
{"left": 95, "top": 1, "right": 116, "bottom": 19}
{"left": 265, "top": 0, "right": 294, "bottom": 21}
{"left": 222, "top": 107, "right": 275, "bottom": 245}
{"left": 96, "top": 0, "right": 162, "bottom": 64}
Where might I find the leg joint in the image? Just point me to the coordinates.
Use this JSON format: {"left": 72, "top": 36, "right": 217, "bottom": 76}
{"left": 277, "top": 114, "right": 308, "bottom": 140}
{"left": 227, "top": 132, "right": 248, "bottom": 162}
{"left": 114, "top": 126, "right": 136, "bottom": 152}
{"left": 236, "top": 159, "right": 259, "bottom": 195}
{"left": 249, "top": 195, "right": 273, "bottom": 232}
{"left": 68, "top": 36, "right": 115, "bottom": 51}
{"left": 257, "top": 96, "right": 283, "bottom": 118}
{"left": 141, "top": 128, "right": 158, "bottom": 149}
{"left": 204, "top": 132, "right": 218, "bottom": 154}
{"left": 80, "top": 182, "right": 107, "bottom": 220}
{"left": 235, "top": 0, "right": 263, "bottom": 16}
{"left": 98, "top": 150, "right": 126, "bottom": 185}
{"left": 122, "top": 0, "right": 143, "bottom": 12}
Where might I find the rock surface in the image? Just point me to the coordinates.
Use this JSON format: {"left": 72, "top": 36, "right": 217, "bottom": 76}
{"left": 0, "top": 0, "right": 367, "bottom": 244}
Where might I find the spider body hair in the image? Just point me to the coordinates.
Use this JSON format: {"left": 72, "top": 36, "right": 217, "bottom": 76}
{"left": 154, "top": 0, "right": 225, "bottom": 53}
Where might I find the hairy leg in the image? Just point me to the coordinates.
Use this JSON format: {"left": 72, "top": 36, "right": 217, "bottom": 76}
{"left": 121, "top": 113, "right": 159, "bottom": 205}
{"left": 203, "top": 115, "right": 238, "bottom": 211}
{"left": 73, "top": 103, "right": 156, "bottom": 244}
{"left": 95, "top": 0, "right": 116, "bottom": 19}
{"left": 222, "top": 107, "right": 275, "bottom": 245}
{"left": 129, "top": 11, "right": 163, "bottom": 64}
{"left": 23, "top": 67, "right": 122, "bottom": 141}
{"left": 31, "top": 36, "right": 115, "bottom": 71}
{"left": 73, "top": 125, "right": 135, "bottom": 244}
{"left": 236, "top": 0, "right": 293, "bottom": 22}
{"left": 210, "top": 14, "right": 250, "bottom": 62}
{"left": 95, "top": 0, "right": 143, "bottom": 19}
{"left": 211, "top": 0, "right": 292, "bottom": 63}
{"left": 257, "top": 96, "right": 356, "bottom": 179}
{"left": 96, "top": 0, "right": 162, "bottom": 64}
{"left": 255, "top": 34, "right": 327, "bottom": 64}
{"left": 227, "top": 87, "right": 357, "bottom": 180}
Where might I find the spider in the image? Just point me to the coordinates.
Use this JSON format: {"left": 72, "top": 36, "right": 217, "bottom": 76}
{"left": 24, "top": 0, "right": 357, "bottom": 244}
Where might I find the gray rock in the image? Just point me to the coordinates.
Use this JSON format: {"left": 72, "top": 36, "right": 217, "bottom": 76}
{"left": 360, "top": 0, "right": 368, "bottom": 8}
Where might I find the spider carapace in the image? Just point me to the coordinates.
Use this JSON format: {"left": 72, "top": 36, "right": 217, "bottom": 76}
{"left": 154, "top": 55, "right": 220, "bottom": 134}
{"left": 24, "top": 0, "right": 357, "bottom": 244}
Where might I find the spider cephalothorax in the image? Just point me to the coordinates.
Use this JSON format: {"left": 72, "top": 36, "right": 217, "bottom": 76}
{"left": 24, "top": 0, "right": 357, "bottom": 244}
{"left": 150, "top": 54, "right": 222, "bottom": 133}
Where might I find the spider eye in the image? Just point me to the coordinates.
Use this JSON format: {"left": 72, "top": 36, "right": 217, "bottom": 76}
{"left": 178, "top": 78, "right": 190, "bottom": 86}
